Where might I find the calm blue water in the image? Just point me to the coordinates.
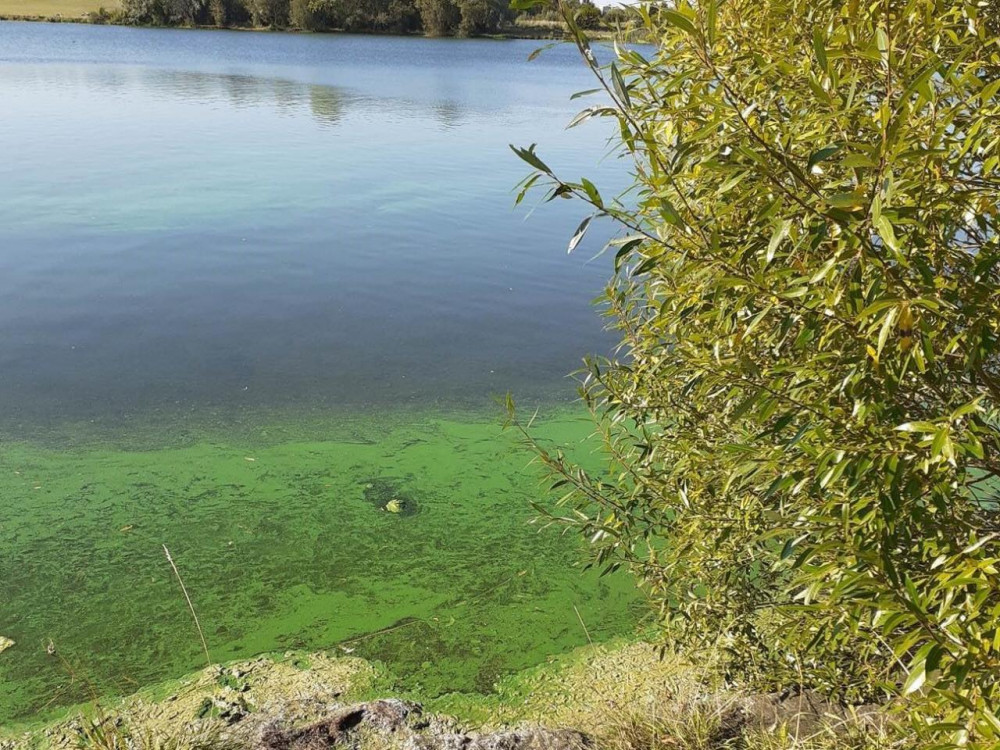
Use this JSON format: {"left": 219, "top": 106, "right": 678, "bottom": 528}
{"left": 0, "top": 23, "right": 626, "bottom": 429}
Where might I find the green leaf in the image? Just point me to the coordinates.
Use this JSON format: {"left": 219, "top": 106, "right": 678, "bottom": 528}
{"left": 903, "top": 661, "right": 927, "bottom": 695}
{"left": 613, "top": 238, "right": 643, "bottom": 272}
{"left": 812, "top": 27, "right": 828, "bottom": 73}
{"left": 874, "top": 215, "right": 900, "bottom": 254}
{"left": 876, "top": 307, "right": 897, "bottom": 359}
{"left": 527, "top": 42, "right": 558, "bottom": 62}
{"left": 826, "top": 192, "right": 866, "bottom": 210}
{"left": 580, "top": 178, "right": 603, "bottom": 208}
{"left": 809, "top": 255, "right": 837, "bottom": 283}
{"left": 567, "top": 106, "right": 615, "bottom": 129}
{"left": 610, "top": 63, "right": 630, "bottom": 108}
{"left": 661, "top": 9, "right": 697, "bottom": 35}
{"left": 766, "top": 219, "right": 791, "bottom": 263}
{"left": 660, "top": 200, "right": 683, "bottom": 227}
{"left": 895, "top": 421, "right": 938, "bottom": 434}
{"left": 510, "top": 144, "right": 551, "bottom": 174}
{"left": 842, "top": 153, "right": 877, "bottom": 169}
{"left": 857, "top": 298, "right": 902, "bottom": 320}
{"left": 930, "top": 427, "right": 950, "bottom": 460}
{"left": 660, "top": 10, "right": 697, "bottom": 35}
{"left": 568, "top": 215, "right": 594, "bottom": 254}
{"left": 876, "top": 27, "right": 889, "bottom": 65}
{"left": 514, "top": 173, "right": 541, "bottom": 206}
{"left": 807, "top": 145, "right": 839, "bottom": 172}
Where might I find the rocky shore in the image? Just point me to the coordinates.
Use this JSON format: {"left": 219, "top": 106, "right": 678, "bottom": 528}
{"left": 0, "top": 643, "right": 890, "bottom": 750}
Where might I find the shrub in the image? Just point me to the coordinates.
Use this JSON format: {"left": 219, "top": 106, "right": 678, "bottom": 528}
{"left": 457, "top": 0, "right": 508, "bottom": 36}
{"left": 290, "top": 0, "right": 326, "bottom": 29}
{"left": 86, "top": 6, "right": 115, "bottom": 22}
{"left": 512, "top": 0, "right": 1000, "bottom": 745}
{"left": 415, "top": 0, "right": 459, "bottom": 35}
{"left": 245, "top": 0, "right": 289, "bottom": 26}
{"left": 571, "top": 0, "right": 598, "bottom": 30}
{"left": 208, "top": 0, "right": 250, "bottom": 26}
{"left": 601, "top": 7, "right": 629, "bottom": 28}
{"left": 119, "top": 0, "right": 206, "bottom": 24}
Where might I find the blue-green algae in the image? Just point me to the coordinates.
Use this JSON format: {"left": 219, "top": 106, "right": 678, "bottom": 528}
{"left": 0, "top": 409, "right": 644, "bottom": 724}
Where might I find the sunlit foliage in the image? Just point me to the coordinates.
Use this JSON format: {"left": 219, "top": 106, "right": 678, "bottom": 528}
{"left": 512, "top": 0, "right": 1000, "bottom": 745}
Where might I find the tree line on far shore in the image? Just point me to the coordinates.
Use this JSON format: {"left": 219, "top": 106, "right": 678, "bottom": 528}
{"left": 114, "top": 0, "right": 625, "bottom": 36}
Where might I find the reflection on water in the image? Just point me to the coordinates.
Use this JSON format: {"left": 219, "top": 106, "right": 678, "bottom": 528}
{"left": 0, "top": 22, "right": 630, "bottom": 430}
{"left": 433, "top": 99, "right": 465, "bottom": 130}
{"left": 1, "top": 64, "right": 389, "bottom": 129}
{"left": 141, "top": 69, "right": 361, "bottom": 125}
{"left": 310, "top": 84, "right": 347, "bottom": 126}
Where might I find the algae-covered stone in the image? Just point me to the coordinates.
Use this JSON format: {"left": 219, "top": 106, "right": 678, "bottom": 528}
{"left": 363, "top": 478, "right": 420, "bottom": 516}
{"left": 0, "top": 637, "right": 14, "bottom": 654}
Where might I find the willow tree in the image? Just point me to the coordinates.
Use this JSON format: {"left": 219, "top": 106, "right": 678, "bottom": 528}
{"left": 511, "top": 0, "right": 1000, "bottom": 744}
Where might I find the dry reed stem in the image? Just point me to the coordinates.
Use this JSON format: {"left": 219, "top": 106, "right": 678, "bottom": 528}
{"left": 163, "top": 544, "right": 212, "bottom": 669}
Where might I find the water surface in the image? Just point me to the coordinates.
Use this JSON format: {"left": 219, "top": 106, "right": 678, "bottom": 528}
{"left": 0, "top": 23, "right": 625, "bottom": 426}
{"left": 0, "top": 23, "right": 642, "bottom": 724}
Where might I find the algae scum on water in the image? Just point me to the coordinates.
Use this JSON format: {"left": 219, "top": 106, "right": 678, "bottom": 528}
{"left": 0, "top": 411, "right": 642, "bottom": 723}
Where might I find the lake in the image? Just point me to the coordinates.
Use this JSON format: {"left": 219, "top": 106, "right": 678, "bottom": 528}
{"left": 0, "top": 22, "right": 642, "bottom": 725}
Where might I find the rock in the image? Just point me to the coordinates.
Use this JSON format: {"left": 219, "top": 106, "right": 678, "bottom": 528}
{"left": 259, "top": 700, "right": 420, "bottom": 750}
{"left": 257, "top": 702, "right": 587, "bottom": 750}
{"left": 363, "top": 479, "right": 420, "bottom": 516}
{"left": 195, "top": 694, "right": 249, "bottom": 726}
{"left": 0, "top": 637, "right": 14, "bottom": 654}
{"left": 215, "top": 696, "right": 250, "bottom": 725}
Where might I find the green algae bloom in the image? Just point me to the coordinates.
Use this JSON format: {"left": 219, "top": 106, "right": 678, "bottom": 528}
{"left": 0, "top": 408, "right": 642, "bottom": 725}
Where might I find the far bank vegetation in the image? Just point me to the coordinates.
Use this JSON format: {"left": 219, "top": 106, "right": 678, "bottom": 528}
{"left": 102, "top": 0, "right": 633, "bottom": 37}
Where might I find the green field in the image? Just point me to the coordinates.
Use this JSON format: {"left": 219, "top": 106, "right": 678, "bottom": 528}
{"left": 0, "top": 0, "right": 112, "bottom": 17}
{"left": 0, "top": 407, "right": 644, "bottom": 724}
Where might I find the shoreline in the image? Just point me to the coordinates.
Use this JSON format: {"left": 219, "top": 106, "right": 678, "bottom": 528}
{"left": 0, "top": 639, "right": 659, "bottom": 743}
{"left": 0, "top": 15, "right": 629, "bottom": 40}
{"left": 0, "top": 639, "right": 890, "bottom": 750}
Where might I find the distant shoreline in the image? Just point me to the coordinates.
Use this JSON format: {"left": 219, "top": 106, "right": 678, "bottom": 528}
{"left": 0, "top": 13, "right": 630, "bottom": 40}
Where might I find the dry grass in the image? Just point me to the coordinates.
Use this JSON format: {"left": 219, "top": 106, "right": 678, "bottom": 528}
{"left": 738, "top": 723, "right": 905, "bottom": 750}
{"left": 76, "top": 708, "right": 236, "bottom": 750}
{"left": 511, "top": 17, "right": 565, "bottom": 30}
{"left": 2, "top": 653, "right": 377, "bottom": 750}
{"left": 443, "top": 642, "right": 903, "bottom": 750}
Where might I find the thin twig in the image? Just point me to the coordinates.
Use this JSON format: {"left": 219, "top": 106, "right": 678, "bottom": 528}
{"left": 163, "top": 544, "right": 212, "bottom": 669}
{"left": 574, "top": 604, "right": 595, "bottom": 652}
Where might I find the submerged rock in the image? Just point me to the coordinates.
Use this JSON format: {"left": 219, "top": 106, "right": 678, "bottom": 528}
{"left": 363, "top": 479, "right": 420, "bottom": 516}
